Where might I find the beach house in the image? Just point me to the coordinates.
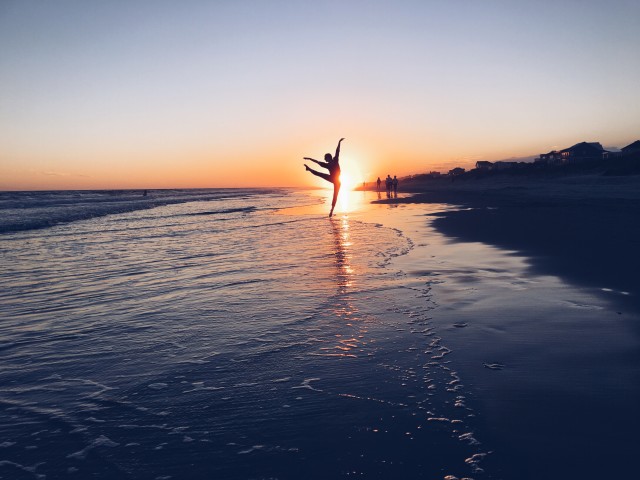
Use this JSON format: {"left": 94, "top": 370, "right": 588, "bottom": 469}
{"left": 492, "top": 161, "right": 520, "bottom": 170}
{"left": 475, "top": 161, "right": 493, "bottom": 171}
{"left": 535, "top": 150, "right": 563, "bottom": 165}
{"left": 621, "top": 140, "right": 640, "bottom": 154}
{"left": 559, "top": 142, "right": 607, "bottom": 163}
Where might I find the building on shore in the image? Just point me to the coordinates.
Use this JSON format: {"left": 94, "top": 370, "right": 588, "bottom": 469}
{"left": 534, "top": 142, "right": 607, "bottom": 165}
{"left": 621, "top": 140, "right": 640, "bottom": 154}
{"left": 559, "top": 142, "right": 607, "bottom": 163}
{"left": 493, "top": 161, "right": 520, "bottom": 170}
{"left": 534, "top": 150, "right": 563, "bottom": 166}
{"left": 475, "top": 161, "right": 493, "bottom": 171}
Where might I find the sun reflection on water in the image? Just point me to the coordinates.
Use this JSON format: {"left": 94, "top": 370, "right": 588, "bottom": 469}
{"left": 323, "top": 214, "right": 368, "bottom": 358}
{"left": 332, "top": 215, "right": 354, "bottom": 290}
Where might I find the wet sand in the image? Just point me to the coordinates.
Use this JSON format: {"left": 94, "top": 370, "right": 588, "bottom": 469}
{"left": 378, "top": 174, "right": 640, "bottom": 307}
{"left": 368, "top": 175, "right": 640, "bottom": 478}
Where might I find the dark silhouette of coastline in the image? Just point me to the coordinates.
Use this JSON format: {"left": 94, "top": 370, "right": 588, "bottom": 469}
{"left": 360, "top": 136, "right": 640, "bottom": 307}
{"left": 366, "top": 137, "right": 640, "bottom": 305}
{"left": 357, "top": 138, "right": 640, "bottom": 192}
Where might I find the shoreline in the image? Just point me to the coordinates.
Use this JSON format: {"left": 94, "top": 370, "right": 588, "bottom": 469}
{"left": 373, "top": 174, "right": 640, "bottom": 311}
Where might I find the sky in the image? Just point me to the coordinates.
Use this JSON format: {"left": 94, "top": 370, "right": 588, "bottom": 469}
{"left": 1, "top": 0, "right": 639, "bottom": 190}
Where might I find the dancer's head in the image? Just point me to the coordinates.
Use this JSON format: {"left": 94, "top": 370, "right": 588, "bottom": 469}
{"left": 324, "top": 153, "right": 332, "bottom": 162}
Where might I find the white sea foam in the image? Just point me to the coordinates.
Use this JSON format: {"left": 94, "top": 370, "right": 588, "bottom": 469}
{"left": 67, "top": 435, "right": 119, "bottom": 460}
{"left": 458, "top": 432, "right": 480, "bottom": 445}
{"left": 464, "top": 453, "right": 488, "bottom": 473}
{"left": 0, "top": 460, "right": 45, "bottom": 479}
{"left": 292, "top": 378, "right": 323, "bottom": 392}
{"left": 148, "top": 383, "right": 169, "bottom": 390}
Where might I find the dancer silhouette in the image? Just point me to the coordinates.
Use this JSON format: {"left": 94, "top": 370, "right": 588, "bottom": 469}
{"left": 304, "top": 138, "right": 344, "bottom": 217}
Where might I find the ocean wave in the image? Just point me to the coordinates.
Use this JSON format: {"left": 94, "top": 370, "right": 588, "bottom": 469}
{"left": 183, "top": 206, "right": 257, "bottom": 216}
{"left": 0, "top": 188, "right": 281, "bottom": 234}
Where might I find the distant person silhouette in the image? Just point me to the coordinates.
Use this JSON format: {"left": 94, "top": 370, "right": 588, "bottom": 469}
{"left": 385, "top": 175, "right": 392, "bottom": 197}
{"left": 304, "top": 138, "right": 345, "bottom": 217}
{"left": 376, "top": 177, "right": 381, "bottom": 192}
{"left": 392, "top": 176, "right": 398, "bottom": 197}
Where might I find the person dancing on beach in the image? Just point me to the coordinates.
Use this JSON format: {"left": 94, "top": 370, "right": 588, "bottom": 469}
{"left": 304, "top": 138, "right": 345, "bottom": 217}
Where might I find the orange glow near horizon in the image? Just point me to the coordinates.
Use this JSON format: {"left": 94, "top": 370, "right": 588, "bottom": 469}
{"left": 1, "top": 3, "right": 639, "bottom": 191}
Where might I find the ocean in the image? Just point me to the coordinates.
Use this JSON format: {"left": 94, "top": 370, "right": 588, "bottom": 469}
{"left": 0, "top": 189, "right": 487, "bottom": 479}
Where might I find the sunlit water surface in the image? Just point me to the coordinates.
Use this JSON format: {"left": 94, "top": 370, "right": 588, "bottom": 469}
{"left": 0, "top": 189, "right": 486, "bottom": 479}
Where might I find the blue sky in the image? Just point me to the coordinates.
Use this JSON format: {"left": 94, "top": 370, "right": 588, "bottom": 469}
{"left": 1, "top": 0, "right": 639, "bottom": 189}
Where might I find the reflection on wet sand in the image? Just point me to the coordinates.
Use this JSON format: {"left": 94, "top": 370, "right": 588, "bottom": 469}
{"left": 318, "top": 215, "right": 365, "bottom": 359}
{"left": 332, "top": 215, "right": 354, "bottom": 291}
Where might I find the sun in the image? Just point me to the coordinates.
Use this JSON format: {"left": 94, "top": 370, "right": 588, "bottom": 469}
{"left": 336, "top": 159, "right": 364, "bottom": 212}
{"left": 339, "top": 158, "right": 363, "bottom": 191}
{"left": 339, "top": 171, "right": 356, "bottom": 191}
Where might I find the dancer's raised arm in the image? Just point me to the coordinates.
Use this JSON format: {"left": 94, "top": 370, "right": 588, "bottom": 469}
{"left": 334, "top": 138, "right": 345, "bottom": 161}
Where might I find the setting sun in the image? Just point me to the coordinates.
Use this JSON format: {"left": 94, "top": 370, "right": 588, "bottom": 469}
{"left": 339, "top": 172, "right": 355, "bottom": 191}
{"left": 337, "top": 159, "right": 364, "bottom": 212}
{"left": 339, "top": 159, "right": 364, "bottom": 191}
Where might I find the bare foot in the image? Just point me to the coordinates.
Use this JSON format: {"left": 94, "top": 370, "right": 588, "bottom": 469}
{"left": 304, "top": 164, "right": 310, "bottom": 171}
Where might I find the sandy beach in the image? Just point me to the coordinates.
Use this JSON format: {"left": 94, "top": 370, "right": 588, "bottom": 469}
{"left": 368, "top": 174, "right": 640, "bottom": 478}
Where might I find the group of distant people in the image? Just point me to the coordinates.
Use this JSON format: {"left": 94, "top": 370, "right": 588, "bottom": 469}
{"left": 376, "top": 175, "right": 398, "bottom": 198}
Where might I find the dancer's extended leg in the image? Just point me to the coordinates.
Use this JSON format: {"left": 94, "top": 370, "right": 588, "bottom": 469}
{"left": 304, "top": 165, "right": 340, "bottom": 217}
{"left": 304, "top": 165, "right": 332, "bottom": 183}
